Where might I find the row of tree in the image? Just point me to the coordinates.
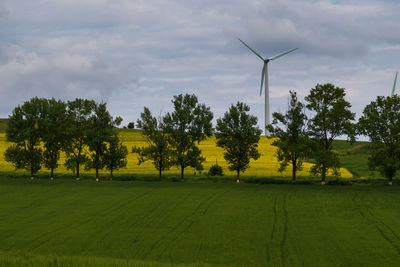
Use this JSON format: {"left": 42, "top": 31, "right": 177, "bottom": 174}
{"left": 5, "top": 83, "right": 400, "bottom": 184}
{"left": 134, "top": 94, "right": 261, "bottom": 182}
{"left": 5, "top": 98, "right": 128, "bottom": 180}
{"left": 268, "top": 83, "right": 400, "bottom": 185}
{"left": 135, "top": 85, "right": 357, "bottom": 184}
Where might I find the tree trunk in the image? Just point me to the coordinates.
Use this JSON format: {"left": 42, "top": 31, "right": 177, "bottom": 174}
{"left": 159, "top": 167, "right": 162, "bottom": 181}
{"left": 110, "top": 168, "right": 113, "bottom": 181}
{"left": 321, "top": 167, "right": 326, "bottom": 185}
{"left": 292, "top": 159, "right": 296, "bottom": 183}
{"left": 236, "top": 170, "right": 240, "bottom": 183}
{"left": 76, "top": 162, "right": 80, "bottom": 180}
{"left": 389, "top": 176, "right": 393, "bottom": 186}
{"left": 180, "top": 164, "right": 184, "bottom": 181}
{"left": 50, "top": 168, "right": 54, "bottom": 180}
{"left": 96, "top": 167, "right": 99, "bottom": 181}
{"left": 30, "top": 162, "right": 34, "bottom": 179}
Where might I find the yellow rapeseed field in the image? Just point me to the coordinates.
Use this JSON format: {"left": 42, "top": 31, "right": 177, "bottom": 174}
{"left": 0, "top": 130, "right": 353, "bottom": 178}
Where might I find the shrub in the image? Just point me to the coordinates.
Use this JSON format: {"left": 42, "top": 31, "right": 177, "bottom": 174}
{"left": 208, "top": 164, "right": 223, "bottom": 176}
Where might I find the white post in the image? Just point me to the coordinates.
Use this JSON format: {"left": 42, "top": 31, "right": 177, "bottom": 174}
{"left": 265, "top": 63, "right": 270, "bottom": 136}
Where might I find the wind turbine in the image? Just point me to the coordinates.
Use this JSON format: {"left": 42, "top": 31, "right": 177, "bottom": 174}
{"left": 391, "top": 71, "right": 398, "bottom": 96}
{"left": 238, "top": 38, "right": 297, "bottom": 135}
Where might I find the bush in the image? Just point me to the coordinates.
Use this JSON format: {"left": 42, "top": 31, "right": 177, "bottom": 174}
{"left": 208, "top": 164, "right": 223, "bottom": 176}
{"left": 127, "top": 122, "right": 135, "bottom": 129}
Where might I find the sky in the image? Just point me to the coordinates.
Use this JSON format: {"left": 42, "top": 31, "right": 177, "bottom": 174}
{"left": 1, "top": 0, "right": 400, "bottom": 132}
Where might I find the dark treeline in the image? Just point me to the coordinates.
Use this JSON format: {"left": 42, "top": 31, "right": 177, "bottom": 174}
{"left": 4, "top": 83, "right": 400, "bottom": 185}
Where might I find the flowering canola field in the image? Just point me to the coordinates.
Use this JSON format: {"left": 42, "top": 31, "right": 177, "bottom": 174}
{"left": 0, "top": 130, "right": 352, "bottom": 178}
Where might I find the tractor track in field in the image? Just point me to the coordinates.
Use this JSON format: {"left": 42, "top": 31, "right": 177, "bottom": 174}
{"left": 94, "top": 187, "right": 166, "bottom": 245}
{"left": 140, "top": 190, "right": 201, "bottom": 260}
{"left": 22, "top": 222, "right": 78, "bottom": 251}
{"left": 280, "top": 194, "right": 288, "bottom": 267}
{"left": 131, "top": 190, "right": 194, "bottom": 248}
{"left": 134, "top": 189, "right": 194, "bottom": 229}
{"left": 266, "top": 194, "right": 277, "bottom": 265}
{"left": 364, "top": 207, "right": 400, "bottom": 242}
{"left": 24, "top": 187, "right": 159, "bottom": 251}
{"left": 353, "top": 196, "right": 400, "bottom": 255}
{"left": 1, "top": 187, "right": 76, "bottom": 219}
{"left": 266, "top": 193, "right": 288, "bottom": 267}
{"left": 150, "top": 188, "right": 232, "bottom": 262}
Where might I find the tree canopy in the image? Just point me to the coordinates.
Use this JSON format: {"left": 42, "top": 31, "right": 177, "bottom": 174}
{"left": 267, "top": 91, "right": 310, "bottom": 183}
{"left": 358, "top": 95, "right": 400, "bottom": 185}
{"left": 305, "top": 83, "right": 355, "bottom": 184}
{"left": 5, "top": 97, "right": 47, "bottom": 178}
{"left": 216, "top": 102, "right": 261, "bottom": 182}
{"left": 134, "top": 107, "right": 171, "bottom": 180}
{"left": 163, "top": 94, "right": 213, "bottom": 180}
{"left": 63, "top": 99, "right": 95, "bottom": 180}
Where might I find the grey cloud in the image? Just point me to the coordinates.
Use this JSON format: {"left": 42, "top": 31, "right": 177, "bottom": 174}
{"left": 0, "top": 43, "right": 139, "bottom": 116}
{"left": 1, "top": 0, "right": 400, "bottom": 129}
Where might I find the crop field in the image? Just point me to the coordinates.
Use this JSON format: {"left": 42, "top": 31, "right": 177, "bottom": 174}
{"left": 0, "top": 128, "right": 353, "bottom": 180}
{"left": 1, "top": 179, "right": 400, "bottom": 266}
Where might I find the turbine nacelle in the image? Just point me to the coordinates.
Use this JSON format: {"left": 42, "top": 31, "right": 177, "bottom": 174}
{"left": 238, "top": 38, "right": 297, "bottom": 96}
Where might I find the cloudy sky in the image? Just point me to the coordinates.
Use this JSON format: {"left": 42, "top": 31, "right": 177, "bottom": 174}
{"left": 1, "top": 0, "right": 400, "bottom": 131}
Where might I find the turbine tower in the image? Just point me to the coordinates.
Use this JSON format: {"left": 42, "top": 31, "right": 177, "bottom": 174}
{"left": 391, "top": 71, "right": 398, "bottom": 97}
{"left": 238, "top": 38, "right": 297, "bottom": 135}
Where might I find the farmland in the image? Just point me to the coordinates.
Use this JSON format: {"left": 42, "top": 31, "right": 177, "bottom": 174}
{"left": 1, "top": 179, "right": 400, "bottom": 266}
{"left": 1, "top": 123, "right": 400, "bottom": 266}
{"left": 0, "top": 128, "right": 354, "bottom": 180}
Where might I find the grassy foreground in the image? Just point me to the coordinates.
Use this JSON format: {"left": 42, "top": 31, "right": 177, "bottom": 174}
{"left": 1, "top": 178, "right": 400, "bottom": 266}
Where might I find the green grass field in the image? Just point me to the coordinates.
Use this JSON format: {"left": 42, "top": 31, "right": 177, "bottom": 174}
{"left": 0, "top": 120, "right": 399, "bottom": 266}
{"left": 1, "top": 179, "right": 400, "bottom": 266}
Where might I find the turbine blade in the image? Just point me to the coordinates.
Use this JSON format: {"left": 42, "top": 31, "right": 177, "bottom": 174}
{"left": 268, "top": 48, "right": 298, "bottom": 61}
{"left": 392, "top": 71, "right": 398, "bottom": 97}
{"left": 238, "top": 38, "right": 264, "bottom": 61}
{"left": 260, "top": 63, "right": 266, "bottom": 96}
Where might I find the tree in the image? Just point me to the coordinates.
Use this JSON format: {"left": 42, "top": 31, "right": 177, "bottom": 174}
{"left": 358, "top": 95, "right": 400, "bottom": 185}
{"left": 127, "top": 122, "right": 135, "bottom": 129}
{"left": 305, "top": 83, "right": 355, "bottom": 184}
{"left": 5, "top": 97, "right": 46, "bottom": 179}
{"left": 134, "top": 107, "right": 171, "bottom": 180}
{"left": 267, "top": 91, "right": 310, "bottom": 183}
{"left": 103, "top": 132, "right": 128, "bottom": 180}
{"left": 215, "top": 102, "right": 262, "bottom": 183}
{"left": 163, "top": 94, "right": 213, "bottom": 180}
{"left": 42, "top": 98, "right": 67, "bottom": 179}
{"left": 64, "top": 99, "right": 95, "bottom": 180}
{"left": 85, "top": 102, "right": 120, "bottom": 181}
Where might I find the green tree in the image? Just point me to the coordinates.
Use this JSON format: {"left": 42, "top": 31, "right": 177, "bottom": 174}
{"left": 358, "top": 95, "right": 400, "bottom": 185}
{"left": 215, "top": 102, "right": 262, "bottom": 183}
{"left": 103, "top": 132, "right": 128, "bottom": 180}
{"left": 134, "top": 107, "right": 171, "bottom": 181}
{"left": 267, "top": 91, "right": 310, "bottom": 183}
{"left": 5, "top": 97, "right": 47, "bottom": 178}
{"left": 42, "top": 98, "right": 67, "bottom": 179}
{"left": 163, "top": 94, "right": 213, "bottom": 180}
{"left": 127, "top": 122, "right": 135, "bottom": 129}
{"left": 85, "top": 103, "right": 120, "bottom": 181}
{"left": 64, "top": 99, "right": 95, "bottom": 180}
{"left": 305, "top": 83, "right": 355, "bottom": 184}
